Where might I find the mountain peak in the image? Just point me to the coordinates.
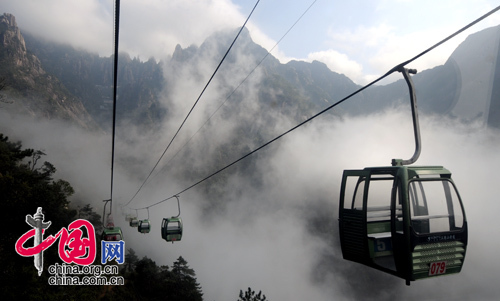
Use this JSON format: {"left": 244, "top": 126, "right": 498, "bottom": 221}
{"left": 1, "top": 12, "right": 17, "bottom": 27}
{"left": 1, "top": 13, "right": 27, "bottom": 54}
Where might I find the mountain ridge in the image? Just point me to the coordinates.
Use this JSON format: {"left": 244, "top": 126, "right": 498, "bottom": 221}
{"left": 1, "top": 12, "right": 500, "bottom": 130}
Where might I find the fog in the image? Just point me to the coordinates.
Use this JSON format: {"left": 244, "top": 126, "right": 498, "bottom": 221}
{"left": 3, "top": 94, "right": 500, "bottom": 300}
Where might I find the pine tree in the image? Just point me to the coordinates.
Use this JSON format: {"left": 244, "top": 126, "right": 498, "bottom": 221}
{"left": 171, "top": 256, "right": 204, "bottom": 301}
{"left": 238, "top": 287, "right": 268, "bottom": 301}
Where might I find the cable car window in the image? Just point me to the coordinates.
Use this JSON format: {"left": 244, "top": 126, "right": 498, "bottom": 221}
{"left": 343, "top": 176, "right": 364, "bottom": 209}
{"left": 409, "top": 179, "right": 464, "bottom": 234}
{"left": 365, "top": 176, "right": 394, "bottom": 222}
{"left": 409, "top": 180, "right": 428, "bottom": 217}
{"left": 167, "top": 221, "right": 180, "bottom": 230}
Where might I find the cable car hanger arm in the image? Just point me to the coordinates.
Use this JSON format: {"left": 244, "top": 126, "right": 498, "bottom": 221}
{"left": 392, "top": 67, "right": 421, "bottom": 167}
{"left": 173, "top": 195, "right": 181, "bottom": 218}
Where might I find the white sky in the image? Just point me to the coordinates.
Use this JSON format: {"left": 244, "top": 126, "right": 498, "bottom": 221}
{"left": 2, "top": 0, "right": 500, "bottom": 85}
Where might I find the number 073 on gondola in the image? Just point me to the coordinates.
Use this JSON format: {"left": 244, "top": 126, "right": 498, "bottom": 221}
{"left": 338, "top": 67, "right": 467, "bottom": 285}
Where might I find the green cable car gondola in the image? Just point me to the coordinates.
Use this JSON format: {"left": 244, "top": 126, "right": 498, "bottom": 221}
{"left": 162, "top": 217, "right": 183, "bottom": 242}
{"left": 129, "top": 209, "right": 139, "bottom": 227}
{"left": 101, "top": 200, "right": 124, "bottom": 241}
{"left": 138, "top": 219, "right": 151, "bottom": 233}
{"left": 130, "top": 217, "right": 139, "bottom": 227}
{"left": 338, "top": 68, "right": 467, "bottom": 285}
{"left": 339, "top": 165, "right": 467, "bottom": 285}
{"left": 161, "top": 195, "right": 183, "bottom": 243}
{"left": 102, "top": 226, "right": 124, "bottom": 241}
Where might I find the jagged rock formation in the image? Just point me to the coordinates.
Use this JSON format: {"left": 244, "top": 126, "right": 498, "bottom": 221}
{"left": 23, "top": 35, "right": 165, "bottom": 130}
{"left": 167, "top": 28, "right": 355, "bottom": 124}
{"left": 0, "top": 13, "right": 98, "bottom": 130}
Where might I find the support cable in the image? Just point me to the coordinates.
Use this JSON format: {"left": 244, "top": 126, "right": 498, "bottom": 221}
{"left": 124, "top": 0, "right": 261, "bottom": 207}
{"left": 148, "top": 0, "right": 319, "bottom": 185}
{"left": 109, "top": 0, "right": 120, "bottom": 215}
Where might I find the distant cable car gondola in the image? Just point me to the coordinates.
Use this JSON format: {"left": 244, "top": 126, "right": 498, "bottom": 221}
{"left": 130, "top": 217, "right": 139, "bottom": 227}
{"left": 338, "top": 67, "right": 467, "bottom": 285}
{"left": 138, "top": 219, "right": 151, "bottom": 233}
{"left": 102, "top": 200, "right": 124, "bottom": 241}
{"left": 137, "top": 208, "right": 151, "bottom": 233}
{"left": 161, "top": 217, "right": 183, "bottom": 242}
{"left": 161, "top": 195, "right": 183, "bottom": 243}
{"left": 102, "top": 225, "right": 124, "bottom": 241}
{"left": 129, "top": 209, "right": 139, "bottom": 227}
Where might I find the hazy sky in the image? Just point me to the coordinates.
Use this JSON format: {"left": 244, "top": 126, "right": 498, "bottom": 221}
{"left": 1, "top": 0, "right": 499, "bottom": 84}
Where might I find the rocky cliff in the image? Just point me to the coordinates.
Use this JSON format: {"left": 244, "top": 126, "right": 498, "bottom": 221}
{"left": 0, "top": 13, "right": 98, "bottom": 130}
{"left": 23, "top": 34, "right": 165, "bottom": 130}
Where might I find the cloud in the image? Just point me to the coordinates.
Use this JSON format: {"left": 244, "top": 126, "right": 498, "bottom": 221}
{"left": 313, "top": 1, "right": 500, "bottom": 84}
{"left": 321, "top": 23, "right": 462, "bottom": 85}
{"left": 118, "top": 0, "right": 247, "bottom": 60}
{"left": 1, "top": 0, "right": 113, "bottom": 54}
{"left": 305, "top": 49, "right": 368, "bottom": 85}
{"left": 1, "top": 0, "right": 251, "bottom": 60}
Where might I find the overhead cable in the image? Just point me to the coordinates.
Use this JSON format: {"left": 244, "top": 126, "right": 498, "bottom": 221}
{"left": 109, "top": 0, "right": 120, "bottom": 214}
{"left": 124, "top": 0, "right": 261, "bottom": 207}
{"left": 149, "top": 0, "right": 319, "bottom": 184}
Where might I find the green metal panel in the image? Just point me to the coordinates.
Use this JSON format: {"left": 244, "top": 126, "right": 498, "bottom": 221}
{"left": 340, "top": 209, "right": 367, "bottom": 262}
{"left": 102, "top": 227, "right": 123, "bottom": 241}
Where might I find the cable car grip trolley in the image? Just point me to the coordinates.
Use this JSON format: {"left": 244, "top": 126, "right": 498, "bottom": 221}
{"left": 338, "top": 67, "right": 467, "bottom": 285}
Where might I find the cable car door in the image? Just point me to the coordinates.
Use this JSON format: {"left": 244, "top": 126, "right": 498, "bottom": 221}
{"left": 339, "top": 170, "right": 370, "bottom": 264}
{"left": 340, "top": 168, "right": 400, "bottom": 275}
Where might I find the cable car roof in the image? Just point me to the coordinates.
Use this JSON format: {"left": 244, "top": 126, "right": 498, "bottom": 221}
{"left": 103, "top": 227, "right": 122, "bottom": 234}
{"left": 355, "top": 165, "right": 452, "bottom": 177}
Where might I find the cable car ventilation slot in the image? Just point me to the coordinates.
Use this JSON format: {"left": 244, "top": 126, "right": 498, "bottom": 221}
{"left": 411, "top": 241, "right": 466, "bottom": 275}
